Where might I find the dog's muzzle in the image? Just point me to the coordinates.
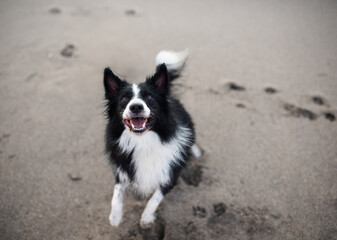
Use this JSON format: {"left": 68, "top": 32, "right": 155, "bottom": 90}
{"left": 124, "top": 103, "right": 151, "bottom": 134}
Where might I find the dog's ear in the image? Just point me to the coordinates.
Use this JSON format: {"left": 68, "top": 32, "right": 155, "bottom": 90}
{"left": 148, "top": 64, "right": 169, "bottom": 92}
{"left": 104, "top": 68, "right": 122, "bottom": 98}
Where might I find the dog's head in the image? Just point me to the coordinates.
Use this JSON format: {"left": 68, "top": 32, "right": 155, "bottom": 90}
{"left": 104, "top": 64, "right": 170, "bottom": 135}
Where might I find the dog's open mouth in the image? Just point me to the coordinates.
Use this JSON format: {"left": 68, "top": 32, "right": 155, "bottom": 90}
{"left": 124, "top": 117, "right": 150, "bottom": 133}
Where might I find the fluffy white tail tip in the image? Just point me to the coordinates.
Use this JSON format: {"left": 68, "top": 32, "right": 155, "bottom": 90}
{"left": 155, "top": 49, "right": 189, "bottom": 72}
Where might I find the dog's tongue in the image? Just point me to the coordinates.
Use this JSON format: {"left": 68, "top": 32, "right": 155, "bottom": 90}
{"left": 131, "top": 118, "right": 146, "bottom": 128}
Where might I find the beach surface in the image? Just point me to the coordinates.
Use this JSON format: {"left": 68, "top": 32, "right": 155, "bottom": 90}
{"left": 1, "top": 0, "right": 337, "bottom": 239}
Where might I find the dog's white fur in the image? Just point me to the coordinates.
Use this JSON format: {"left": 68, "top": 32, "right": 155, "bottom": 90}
{"left": 109, "top": 177, "right": 128, "bottom": 226}
{"left": 155, "top": 49, "right": 188, "bottom": 72}
{"left": 191, "top": 144, "right": 202, "bottom": 158}
{"left": 140, "top": 188, "right": 164, "bottom": 228}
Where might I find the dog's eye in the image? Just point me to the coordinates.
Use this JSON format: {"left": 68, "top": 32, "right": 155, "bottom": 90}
{"left": 146, "top": 95, "right": 153, "bottom": 101}
{"left": 120, "top": 97, "right": 129, "bottom": 103}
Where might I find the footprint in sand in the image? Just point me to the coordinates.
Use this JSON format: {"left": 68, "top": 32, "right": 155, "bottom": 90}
{"left": 311, "top": 95, "right": 326, "bottom": 106}
{"left": 61, "top": 44, "right": 75, "bottom": 57}
{"left": 125, "top": 9, "right": 136, "bottom": 16}
{"left": 236, "top": 103, "right": 245, "bottom": 108}
{"left": 226, "top": 82, "right": 246, "bottom": 91}
{"left": 283, "top": 103, "right": 318, "bottom": 120}
{"left": 181, "top": 149, "right": 204, "bottom": 187}
{"left": 213, "top": 203, "right": 227, "bottom": 216}
{"left": 139, "top": 217, "right": 166, "bottom": 240}
{"left": 264, "top": 87, "right": 278, "bottom": 94}
{"left": 310, "top": 95, "right": 336, "bottom": 122}
{"left": 193, "top": 206, "right": 207, "bottom": 218}
{"left": 207, "top": 204, "right": 283, "bottom": 238}
{"left": 49, "top": 8, "right": 61, "bottom": 14}
{"left": 120, "top": 207, "right": 166, "bottom": 240}
{"left": 324, "top": 112, "right": 335, "bottom": 122}
{"left": 181, "top": 164, "right": 203, "bottom": 187}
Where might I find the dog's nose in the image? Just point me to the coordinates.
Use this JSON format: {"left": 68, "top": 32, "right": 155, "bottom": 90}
{"left": 129, "top": 104, "right": 144, "bottom": 114}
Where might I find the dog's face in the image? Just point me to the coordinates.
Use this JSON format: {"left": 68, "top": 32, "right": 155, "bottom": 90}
{"left": 104, "top": 64, "right": 169, "bottom": 135}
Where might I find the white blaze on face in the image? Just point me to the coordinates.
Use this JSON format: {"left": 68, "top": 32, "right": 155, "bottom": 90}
{"left": 122, "top": 84, "right": 151, "bottom": 120}
{"left": 132, "top": 84, "right": 140, "bottom": 97}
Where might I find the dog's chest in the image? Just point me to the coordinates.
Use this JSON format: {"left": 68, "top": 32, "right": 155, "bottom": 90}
{"left": 118, "top": 129, "right": 189, "bottom": 195}
{"left": 132, "top": 141, "right": 173, "bottom": 194}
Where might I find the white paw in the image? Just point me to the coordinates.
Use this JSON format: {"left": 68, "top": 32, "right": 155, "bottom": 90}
{"left": 109, "top": 209, "right": 122, "bottom": 227}
{"left": 191, "top": 144, "right": 202, "bottom": 158}
{"left": 140, "top": 213, "right": 155, "bottom": 229}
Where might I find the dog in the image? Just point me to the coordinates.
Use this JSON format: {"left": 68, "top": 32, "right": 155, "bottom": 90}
{"left": 103, "top": 50, "right": 201, "bottom": 228}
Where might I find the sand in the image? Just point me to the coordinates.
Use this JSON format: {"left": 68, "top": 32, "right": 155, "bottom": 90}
{"left": 1, "top": 0, "right": 336, "bottom": 239}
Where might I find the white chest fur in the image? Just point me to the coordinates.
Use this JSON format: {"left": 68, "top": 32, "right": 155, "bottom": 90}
{"left": 117, "top": 127, "right": 192, "bottom": 195}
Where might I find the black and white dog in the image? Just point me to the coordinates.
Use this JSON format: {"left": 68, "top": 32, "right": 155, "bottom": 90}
{"left": 103, "top": 50, "right": 201, "bottom": 228}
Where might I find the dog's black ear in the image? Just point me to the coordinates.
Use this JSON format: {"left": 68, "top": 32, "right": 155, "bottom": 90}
{"left": 148, "top": 64, "right": 169, "bottom": 92}
{"left": 104, "top": 68, "right": 122, "bottom": 97}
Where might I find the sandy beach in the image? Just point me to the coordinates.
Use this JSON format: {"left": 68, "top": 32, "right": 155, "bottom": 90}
{"left": 1, "top": 0, "right": 336, "bottom": 239}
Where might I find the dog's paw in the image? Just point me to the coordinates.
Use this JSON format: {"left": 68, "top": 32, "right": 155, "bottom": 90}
{"left": 109, "top": 209, "right": 122, "bottom": 227}
{"left": 140, "top": 213, "right": 155, "bottom": 229}
{"left": 191, "top": 144, "right": 202, "bottom": 158}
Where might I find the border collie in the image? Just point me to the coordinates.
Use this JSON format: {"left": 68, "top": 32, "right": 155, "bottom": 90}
{"left": 103, "top": 50, "right": 201, "bottom": 228}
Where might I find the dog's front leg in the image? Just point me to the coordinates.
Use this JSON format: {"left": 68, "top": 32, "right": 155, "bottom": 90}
{"left": 140, "top": 188, "right": 164, "bottom": 228}
{"left": 109, "top": 179, "right": 128, "bottom": 227}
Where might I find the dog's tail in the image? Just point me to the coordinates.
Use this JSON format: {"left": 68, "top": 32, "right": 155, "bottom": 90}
{"left": 155, "top": 49, "right": 188, "bottom": 81}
